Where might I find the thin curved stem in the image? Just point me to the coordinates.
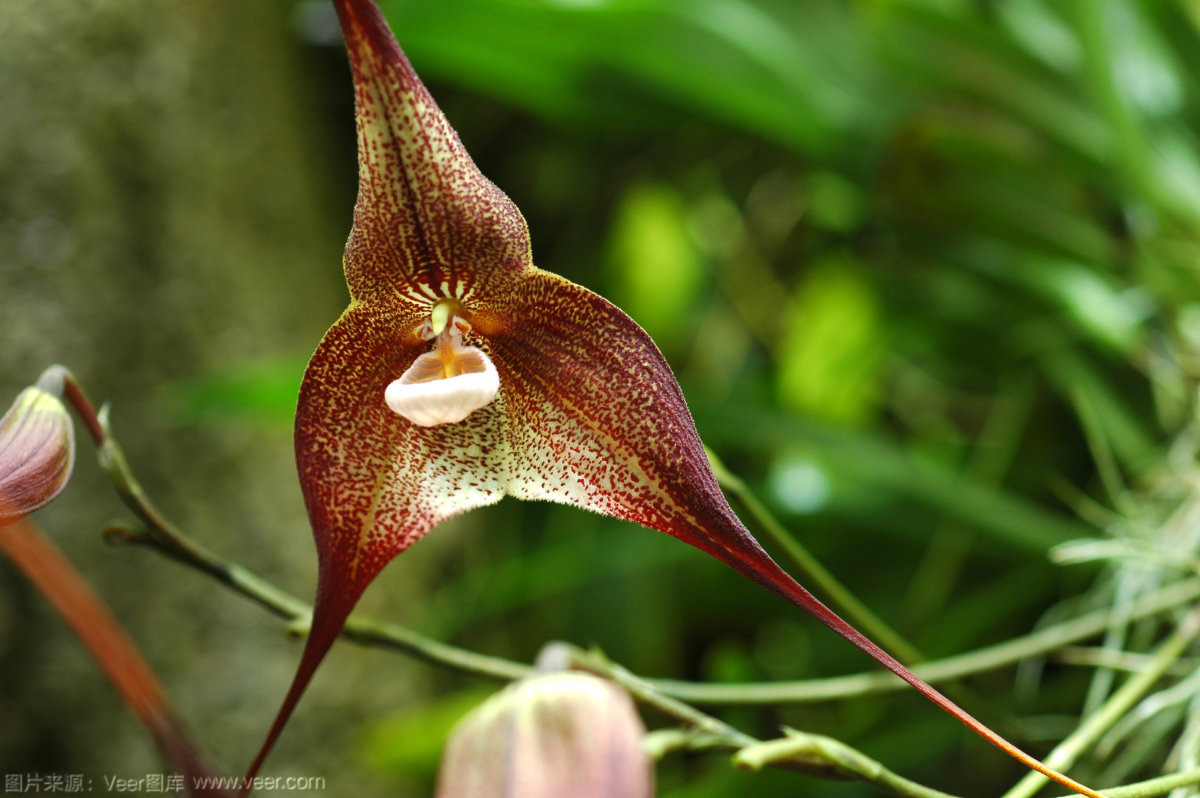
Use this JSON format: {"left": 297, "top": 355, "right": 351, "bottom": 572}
{"left": 63, "top": 381, "right": 1200, "bottom": 798}
{"left": 735, "top": 730, "right": 961, "bottom": 798}
{"left": 707, "top": 446, "right": 922, "bottom": 663}
{"left": 79, "top": 383, "right": 1200, "bottom": 703}
{"left": 1076, "top": 768, "right": 1200, "bottom": 798}
{"left": 655, "top": 577, "right": 1200, "bottom": 704}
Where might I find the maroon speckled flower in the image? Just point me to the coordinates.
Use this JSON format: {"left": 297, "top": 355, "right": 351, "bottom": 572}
{"left": 245, "top": 3, "right": 1103, "bottom": 796}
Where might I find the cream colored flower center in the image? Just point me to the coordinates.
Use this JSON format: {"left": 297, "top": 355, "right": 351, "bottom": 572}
{"left": 385, "top": 300, "right": 499, "bottom": 427}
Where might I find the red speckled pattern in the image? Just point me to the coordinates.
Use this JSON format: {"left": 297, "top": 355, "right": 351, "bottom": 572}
{"left": 296, "top": 271, "right": 768, "bottom": 605}
{"left": 337, "top": 0, "right": 531, "bottom": 308}
{"left": 486, "top": 271, "right": 765, "bottom": 567}
{"left": 248, "top": 3, "right": 1103, "bottom": 796}
{"left": 247, "top": 1, "right": 786, "bottom": 782}
{"left": 297, "top": 0, "right": 774, "bottom": 624}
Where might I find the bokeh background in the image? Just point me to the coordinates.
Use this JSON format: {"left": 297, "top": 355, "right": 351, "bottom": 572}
{"left": 4, "top": 0, "right": 1200, "bottom": 796}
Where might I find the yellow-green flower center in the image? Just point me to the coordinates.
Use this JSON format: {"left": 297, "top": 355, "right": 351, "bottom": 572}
{"left": 384, "top": 300, "right": 499, "bottom": 426}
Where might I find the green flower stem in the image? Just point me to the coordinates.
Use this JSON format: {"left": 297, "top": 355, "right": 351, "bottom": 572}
{"left": 60, "top": 376, "right": 529, "bottom": 682}
{"left": 571, "top": 649, "right": 973, "bottom": 798}
{"left": 89, "top": 431, "right": 972, "bottom": 798}
{"left": 1055, "top": 647, "right": 1196, "bottom": 677}
{"left": 1079, "top": 768, "right": 1200, "bottom": 798}
{"left": 74, "top": 383, "right": 1200, "bottom": 705}
{"left": 50, "top": 381, "right": 981, "bottom": 797}
{"left": 642, "top": 728, "right": 732, "bottom": 759}
{"left": 734, "top": 730, "right": 961, "bottom": 798}
{"left": 570, "top": 647, "right": 756, "bottom": 747}
{"left": 706, "top": 446, "right": 922, "bottom": 663}
{"left": 705, "top": 442, "right": 1014, "bottom": 730}
{"left": 338, "top": 613, "right": 531, "bottom": 681}
{"left": 69, "top": 387, "right": 1200, "bottom": 797}
{"left": 656, "top": 577, "right": 1200, "bottom": 704}
{"left": 1003, "top": 607, "right": 1200, "bottom": 798}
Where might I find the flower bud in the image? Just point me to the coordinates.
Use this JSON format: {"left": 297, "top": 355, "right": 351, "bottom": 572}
{"left": 435, "top": 673, "right": 654, "bottom": 798}
{"left": 0, "top": 367, "right": 75, "bottom": 524}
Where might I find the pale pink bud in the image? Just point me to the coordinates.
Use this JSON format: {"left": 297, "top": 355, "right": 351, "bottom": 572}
{"left": 435, "top": 673, "right": 654, "bottom": 798}
{"left": 0, "top": 367, "right": 75, "bottom": 524}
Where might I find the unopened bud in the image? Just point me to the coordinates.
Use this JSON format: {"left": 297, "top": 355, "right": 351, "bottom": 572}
{"left": 0, "top": 367, "right": 75, "bottom": 524}
{"left": 435, "top": 673, "right": 654, "bottom": 798}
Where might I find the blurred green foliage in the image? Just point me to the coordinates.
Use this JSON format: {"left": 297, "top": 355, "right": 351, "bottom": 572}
{"left": 8, "top": 0, "right": 1200, "bottom": 795}
{"left": 775, "top": 256, "right": 884, "bottom": 425}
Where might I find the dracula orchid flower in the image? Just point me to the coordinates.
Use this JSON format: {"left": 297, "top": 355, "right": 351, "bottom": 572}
{"left": 247, "top": 2, "right": 1104, "bottom": 796}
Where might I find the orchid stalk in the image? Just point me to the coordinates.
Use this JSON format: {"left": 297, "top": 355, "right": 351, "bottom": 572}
{"left": 246, "top": 2, "right": 1105, "bottom": 795}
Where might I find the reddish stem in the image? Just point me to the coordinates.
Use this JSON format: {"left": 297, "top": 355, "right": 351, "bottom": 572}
{"left": 0, "top": 515, "right": 224, "bottom": 796}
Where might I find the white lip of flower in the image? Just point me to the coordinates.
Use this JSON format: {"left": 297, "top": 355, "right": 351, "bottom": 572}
{"left": 385, "top": 302, "right": 499, "bottom": 427}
